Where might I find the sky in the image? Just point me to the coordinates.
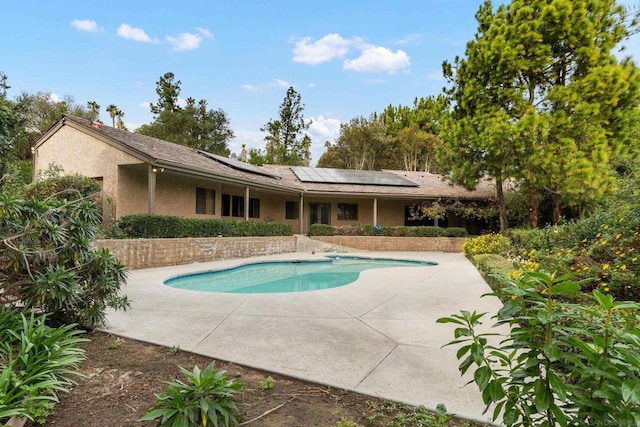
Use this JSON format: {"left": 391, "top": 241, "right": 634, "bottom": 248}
{"left": 2, "top": 1, "right": 640, "bottom": 164}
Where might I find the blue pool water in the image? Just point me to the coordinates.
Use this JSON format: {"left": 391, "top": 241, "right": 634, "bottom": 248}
{"left": 164, "top": 255, "right": 436, "bottom": 293}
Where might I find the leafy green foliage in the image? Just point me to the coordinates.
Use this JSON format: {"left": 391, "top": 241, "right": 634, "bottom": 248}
{"left": 24, "top": 172, "right": 100, "bottom": 201}
{"left": 0, "top": 308, "right": 87, "bottom": 424}
{"left": 438, "top": 270, "right": 640, "bottom": 426}
{"left": 317, "top": 116, "right": 390, "bottom": 170}
{"left": 0, "top": 192, "right": 129, "bottom": 326}
{"left": 308, "top": 224, "right": 468, "bottom": 238}
{"left": 443, "top": 0, "right": 640, "bottom": 229}
{"left": 259, "top": 86, "right": 310, "bottom": 166}
{"left": 113, "top": 214, "right": 293, "bottom": 238}
{"left": 141, "top": 362, "right": 243, "bottom": 427}
{"left": 258, "top": 376, "right": 275, "bottom": 390}
{"left": 137, "top": 72, "right": 233, "bottom": 156}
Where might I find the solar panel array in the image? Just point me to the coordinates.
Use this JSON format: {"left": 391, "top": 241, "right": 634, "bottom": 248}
{"left": 198, "top": 151, "right": 280, "bottom": 179}
{"left": 290, "top": 167, "right": 418, "bottom": 187}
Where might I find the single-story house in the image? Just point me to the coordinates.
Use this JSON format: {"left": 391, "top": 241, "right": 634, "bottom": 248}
{"left": 32, "top": 115, "right": 496, "bottom": 234}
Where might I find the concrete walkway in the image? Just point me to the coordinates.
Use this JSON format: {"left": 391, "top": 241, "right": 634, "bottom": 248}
{"left": 103, "top": 251, "right": 503, "bottom": 423}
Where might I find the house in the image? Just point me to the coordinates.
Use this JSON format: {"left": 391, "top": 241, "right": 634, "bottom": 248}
{"left": 32, "top": 115, "right": 496, "bottom": 234}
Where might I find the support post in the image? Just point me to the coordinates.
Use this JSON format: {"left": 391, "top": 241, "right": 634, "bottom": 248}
{"left": 299, "top": 193, "right": 304, "bottom": 234}
{"left": 373, "top": 197, "right": 378, "bottom": 226}
{"left": 244, "top": 186, "right": 250, "bottom": 221}
{"left": 148, "top": 164, "right": 157, "bottom": 214}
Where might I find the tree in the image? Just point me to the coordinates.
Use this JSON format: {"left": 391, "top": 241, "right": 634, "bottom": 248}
{"left": 87, "top": 100, "right": 101, "bottom": 122}
{"left": 0, "top": 89, "right": 21, "bottom": 182}
{"left": 442, "top": 0, "right": 640, "bottom": 230}
{"left": 317, "top": 116, "right": 390, "bottom": 170}
{"left": 260, "top": 87, "right": 310, "bottom": 165}
{"left": 105, "top": 104, "right": 119, "bottom": 127}
{"left": 395, "top": 124, "right": 443, "bottom": 172}
{"left": 137, "top": 72, "right": 233, "bottom": 156}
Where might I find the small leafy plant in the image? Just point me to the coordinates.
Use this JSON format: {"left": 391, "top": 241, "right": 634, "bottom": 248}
{"left": 258, "top": 376, "right": 275, "bottom": 390}
{"left": 141, "top": 362, "right": 243, "bottom": 427}
{"left": 438, "top": 270, "right": 640, "bottom": 426}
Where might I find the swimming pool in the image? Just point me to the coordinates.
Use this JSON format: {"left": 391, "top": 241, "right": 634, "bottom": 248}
{"left": 164, "top": 255, "right": 437, "bottom": 293}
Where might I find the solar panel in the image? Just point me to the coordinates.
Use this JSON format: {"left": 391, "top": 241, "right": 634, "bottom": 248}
{"left": 198, "top": 151, "right": 280, "bottom": 179}
{"left": 290, "top": 167, "right": 418, "bottom": 187}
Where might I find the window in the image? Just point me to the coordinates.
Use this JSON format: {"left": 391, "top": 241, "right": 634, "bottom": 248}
{"left": 221, "top": 194, "right": 231, "bottom": 216}
{"left": 337, "top": 203, "right": 358, "bottom": 221}
{"left": 221, "top": 194, "right": 260, "bottom": 218}
{"left": 285, "top": 201, "right": 299, "bottom": 219}
{"left": 249, "top": 198, "right": 260, "bottom": 218}
{"left": 196, "top": 188, "right": 215, "bottom": 215}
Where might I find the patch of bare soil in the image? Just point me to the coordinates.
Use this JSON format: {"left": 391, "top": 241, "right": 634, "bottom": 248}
{"left": 40, "top": 331, "right": 481, "bottom": 427}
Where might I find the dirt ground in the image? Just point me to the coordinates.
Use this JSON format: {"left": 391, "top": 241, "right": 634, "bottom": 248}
{"left": 39, "top": 331, "right": 481, "bottom": 427}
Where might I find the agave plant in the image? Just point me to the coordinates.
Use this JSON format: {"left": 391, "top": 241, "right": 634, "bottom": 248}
{"left": 141, "top": 362, "right": 243, "bottom": 427}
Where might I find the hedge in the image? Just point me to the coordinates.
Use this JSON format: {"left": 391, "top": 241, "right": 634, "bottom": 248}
{"left": 308, "top": 224, "right": 469, "bottom": 238}
{"left": 110, "top": 215, "right": 293, "bottom": 238}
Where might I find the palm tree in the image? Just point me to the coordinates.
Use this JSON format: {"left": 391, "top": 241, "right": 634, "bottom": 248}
{"left": 106, "top": 104, "right": 118, "bottom": 127}
{"left": 116, "top": 109, "right": 126, "bottom": 130}
{"left": 87, "top": 101, "right": 101, "bottom": 122}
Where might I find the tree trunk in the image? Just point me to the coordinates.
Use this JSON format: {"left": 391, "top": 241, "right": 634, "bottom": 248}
{"left": 552, "top": 191, "right": 562, "bottom": 224}
{"left": 496, "top": 175, "right": 509, "bottom": 232}
{"left": 528, "top": 187, "right": 538, "bottom": 229}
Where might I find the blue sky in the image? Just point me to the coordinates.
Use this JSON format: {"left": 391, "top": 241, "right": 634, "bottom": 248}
{"left": 2, "top": 1, "right": 639, "bottom": 163}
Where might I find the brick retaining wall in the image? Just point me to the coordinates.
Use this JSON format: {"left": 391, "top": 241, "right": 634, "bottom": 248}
{"left": 310, "top": 236, "right": 467, "bottom": 252}
{"left": 95, "top": 236, "right": 297, "bottom": 269}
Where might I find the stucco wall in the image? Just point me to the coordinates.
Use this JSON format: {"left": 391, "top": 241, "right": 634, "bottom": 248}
{"left": 95, "top": 236, "right": 297, "bottom": 269}
{"left": 35, "top": 125, "right": 143, "bottom": 221}
{"left": 311, "top": 236, "right": 467, "bottom": 253}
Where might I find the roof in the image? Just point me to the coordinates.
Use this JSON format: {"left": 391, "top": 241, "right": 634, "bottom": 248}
{"left": 40, "top": 115, "right": 494, "bottom": 200}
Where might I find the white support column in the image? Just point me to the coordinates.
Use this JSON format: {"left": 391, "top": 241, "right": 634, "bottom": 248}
{"left": 244, "top": 186, "right": 250, "bottom": 221}
{"left": 148, "top": 164, "right": 157, "bottom": 214}
{"left": 299, "top": 193, "right": 305, "bottom": 234}
{"left": 373, "top": 197, "right": 378, "bottom": 226}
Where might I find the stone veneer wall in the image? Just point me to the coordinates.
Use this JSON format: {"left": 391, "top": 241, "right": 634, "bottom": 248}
{"left": 94, "top": 236, "right": 297, "bottom": 269}
{"left": 310, "top": 236, "right": 467, "bottom": 253}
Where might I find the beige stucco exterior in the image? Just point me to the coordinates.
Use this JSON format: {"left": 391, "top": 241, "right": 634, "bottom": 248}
{"left": 34, "top": 125, "right": 143, "bottom": 221}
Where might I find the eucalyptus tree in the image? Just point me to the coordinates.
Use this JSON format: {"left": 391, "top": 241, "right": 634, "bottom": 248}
{"left": 260, "top": 86, "right": 310, "bottom": 165}
{"left": 317, "top": 116, "right": 390, "bottom": 170}
{"left": 443, "top": 0, "right": 640, "bottom": 229}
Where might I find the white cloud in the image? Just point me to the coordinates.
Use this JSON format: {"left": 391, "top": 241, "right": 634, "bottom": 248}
{"left": 167, "top": 33, "right": 202, "bottom": 51}
{"left": 241, "top": 79, "right": 292, "bottom": 91}
{"left": 71, "top": 19, "right": 100, "bottom": 32}
{"left": 396, "top": 33, "right": 422, "bottom": 45}
{"left": 196, "top": 27, "right": 213, "bottom": 38}
{"left": 117, "top": 23, "right": 154, "bottom": 43}
{"left": 307, "top": 115, "right": 342, "bottom": 164}
{"left": 140, "top": 101, "right": 152, "bottom": 109}
{"left": 343, "top": 47, "right": 410, "bottom": 74}
{"left": 166, "top": 27, "right": 212, "bottom": 51}
{"left": 308, "top": 82, "right": 315, "bottom": 88}
{"left": 292, "top": 33, "right": 355, "bottom": 64}
{"left": 48, "top": 93, "right": 61, "bottom": 103}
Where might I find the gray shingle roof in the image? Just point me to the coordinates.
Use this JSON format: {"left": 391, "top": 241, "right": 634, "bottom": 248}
{"left": 62, "top": 115, "right": 494, "bottom": 200}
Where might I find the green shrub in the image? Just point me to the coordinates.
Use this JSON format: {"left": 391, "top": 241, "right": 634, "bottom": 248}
{"left": 114, "top": 214, "right": 293, "bottom": 238}
{"left": 0, "top": 193, "right": 129, "bottom": 326}
{"left": 141, "top": 362, "right": 243, "bottom": 427}
{"left": 412, "top": 226, "right": 446, "bottom": 237}
{"left": 25, "top": 173, "right": 101, "bottom": 201}
{"left": 309, "top": 223, "right": 335, "bottom": 236}
{"left": 463, "top": 233, "right": 511, "bottom": 258}
{"left": 0, "top": 308, "right": 87, "bottom": 424}
{"left": 439, "top": 271, "right": 640, "bottom": 426}
{"left": 443, "top": 227, "right": 469, "bottom": 237}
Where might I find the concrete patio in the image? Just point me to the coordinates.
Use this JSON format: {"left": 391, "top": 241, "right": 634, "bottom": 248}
{"left": 103, "top": 251, "right": 504, "bottom": 423}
